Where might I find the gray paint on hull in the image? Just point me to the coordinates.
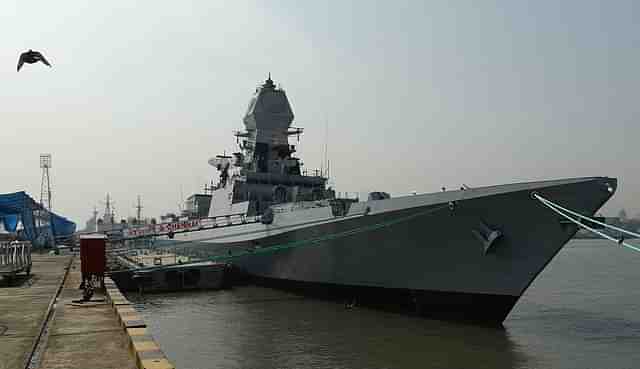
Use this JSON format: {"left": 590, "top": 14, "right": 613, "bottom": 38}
{"left": 158, "top": 177, "right": 614, "bottom": 301}
{"left": 236, "top": 177, "right": 613, "bottom": 296}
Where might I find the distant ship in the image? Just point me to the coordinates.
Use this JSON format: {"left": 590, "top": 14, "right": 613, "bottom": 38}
{"left": 155, "top": 76, "right": 616, "bottom": 324}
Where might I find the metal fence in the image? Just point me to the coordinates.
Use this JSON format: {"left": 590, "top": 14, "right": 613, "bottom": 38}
{"left": 0, "top": 241, "right": 32, "bottom": 275}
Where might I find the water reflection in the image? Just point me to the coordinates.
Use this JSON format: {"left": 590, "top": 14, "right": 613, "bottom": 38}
{"left": 129, "top": 287, "right": 532, "bottom": 369}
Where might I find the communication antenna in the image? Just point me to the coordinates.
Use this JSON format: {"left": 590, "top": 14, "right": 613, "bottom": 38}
{"left": 322, "top": 114, "right": 329, "bottom": 178}
{"left": 38, "top": 153, "right": 54, "bottom": 246}
{"left": 92, "top": 206, "right": 99, "bottom": 232}
{"left": 178, "top": 185, "right": 185, "bottom": 212}
{"left": 39, "top": 154, "right": 52, "bottom": 211}
{"left": 103, "top": 193, "right": 115, "bottom": 224}
{"left": 135, "top": 195, "right": 143, "bottom": 223}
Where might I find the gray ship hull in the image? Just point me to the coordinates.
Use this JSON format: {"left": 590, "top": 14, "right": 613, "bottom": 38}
{"left": 157, "top": 176, "right": 616, "bottom": 323}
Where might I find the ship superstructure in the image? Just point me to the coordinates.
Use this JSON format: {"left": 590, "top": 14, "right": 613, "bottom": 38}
{"left": 147, "top": 76, "right": 616, "bottom": 324}
{"left": 207, "top": 75, "right": 332, "bottom": 220}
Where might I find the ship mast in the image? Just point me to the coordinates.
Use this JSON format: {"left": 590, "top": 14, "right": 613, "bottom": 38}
{"left": 206, "top": 75, "right": 329, "bottom": 218}
{"left": 135, "top": 195, "right": 143, "bottom": 223}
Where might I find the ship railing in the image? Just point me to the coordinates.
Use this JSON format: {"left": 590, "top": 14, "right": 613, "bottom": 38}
{"left": 0, "top": 241, "right": 32, "bottom": 275}
{"left": 121, "top": 212, "right": 262, "bottom": 240}
{"left": 201, "top": 213, "right": 260, "bottom": 228}
{"left": 272, "top": 200, "right": 332, "bottom": 213}
{"left": 335, "top": 192, "right": 360, "bottom": 201}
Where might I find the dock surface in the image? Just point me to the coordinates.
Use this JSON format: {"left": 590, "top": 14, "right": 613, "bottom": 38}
{"left": 39, "top": 256, "right": 137, "bottom": 369}
{"left": 0, "top": 253, "right": 139, "bottom": 369}
{"left": 0, "top": 254, "right": 70, "bottom": 369}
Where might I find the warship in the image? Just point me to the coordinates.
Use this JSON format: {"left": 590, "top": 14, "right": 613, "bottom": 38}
{"left": 158, "top": 75, "right": 616, "bottom": 323}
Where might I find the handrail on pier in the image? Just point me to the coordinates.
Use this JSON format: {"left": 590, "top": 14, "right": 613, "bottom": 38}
{"left": 0, "top": 241, "right": 32, "bottom": 275}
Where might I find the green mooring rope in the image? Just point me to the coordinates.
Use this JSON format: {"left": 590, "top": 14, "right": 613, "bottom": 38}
{"left": 168, "top": 203, "right": 452, "bottom": 267}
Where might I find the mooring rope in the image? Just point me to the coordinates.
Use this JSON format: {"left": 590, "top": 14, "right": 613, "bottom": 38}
{"left": 533, "top": 193, "right": 640, "bottom": 253}
{"left": 535, "top": 194, "right": 640, "bottom": 239}
{"left": 210, "top": 202, "right": 454, "bottom": 263}
{"left": 138, "top": 202, "right": 452, "bottom": 270}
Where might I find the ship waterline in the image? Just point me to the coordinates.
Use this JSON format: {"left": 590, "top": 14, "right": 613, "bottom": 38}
{"left": 157, "top": 176, "right": 616, "bottom": 323}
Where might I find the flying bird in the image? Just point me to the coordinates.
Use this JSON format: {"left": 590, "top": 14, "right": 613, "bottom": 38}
{"left": 17, "top": 49, "right": 51, "bottom": 72}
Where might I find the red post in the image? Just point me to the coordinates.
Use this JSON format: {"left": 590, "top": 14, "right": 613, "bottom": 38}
{"left": 79, "top": 234, "right": 106, "bottom": 288}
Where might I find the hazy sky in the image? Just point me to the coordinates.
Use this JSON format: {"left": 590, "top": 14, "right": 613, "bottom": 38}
{"left": 1, "top": 1, "right": 638, "bottom": 225}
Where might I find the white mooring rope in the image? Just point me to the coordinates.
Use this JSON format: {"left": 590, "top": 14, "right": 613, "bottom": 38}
{"left": 533, "top": 193, "right": 640, "bottom": 253}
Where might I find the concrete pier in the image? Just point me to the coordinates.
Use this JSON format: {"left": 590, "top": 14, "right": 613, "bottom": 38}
{"left": 0, "top": 254, "right": 70, "bottom": 369}
{"left": 0, "top": 252, "right": 172, "bottom": 369}
{"left": 38, "top": 257, "right": 136, "bottom": 369}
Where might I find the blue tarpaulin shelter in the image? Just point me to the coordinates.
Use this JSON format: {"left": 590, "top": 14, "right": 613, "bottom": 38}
{"left": 51, "top": 214, "right": 76, "bottom": 238}
{"left": 0, "top": 191, "right": 76, "bottom": 246}
{"left": 2, "top": 214, "right": 18, "bottom": 232}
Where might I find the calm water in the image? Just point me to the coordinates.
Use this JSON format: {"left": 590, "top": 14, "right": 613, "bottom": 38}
{"left": 128, "top": 239, "right": 640, "bottom": 369}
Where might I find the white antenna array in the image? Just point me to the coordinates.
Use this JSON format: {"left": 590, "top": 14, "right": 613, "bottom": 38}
{"left": 322, "top": 113, "right": 329, "bottom": 178}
